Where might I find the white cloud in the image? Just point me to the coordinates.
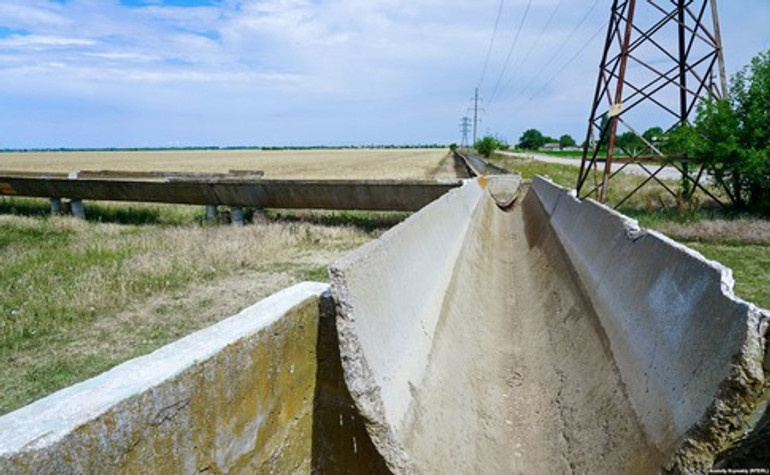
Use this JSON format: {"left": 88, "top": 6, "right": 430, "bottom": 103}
{"left": 0, "top": 2, "right": 70, "bottom": 30}
{"left": 0, "top": 0, "right": 766, "bottom": 147}
{"left": 0, "top": 34, "right": 97, "bottom": 48}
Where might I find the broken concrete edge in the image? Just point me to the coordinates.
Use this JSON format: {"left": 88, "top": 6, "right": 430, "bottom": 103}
{"left": 674, "top": 305, "right": 770, "bottom": 472}
{"left": 329, "top": 178, "right": 489, "bottom": 474}
{"left": 483, "top": 174, "right": 523, "bottom": 209}
{"left": 0, "top": 281, "right": 328, "bottom": 471}
{"left": 326, "top": 280, "right": 412, "bottom": 474}
{"left": 531, "top": 175, "right": 770, "bottom": 472}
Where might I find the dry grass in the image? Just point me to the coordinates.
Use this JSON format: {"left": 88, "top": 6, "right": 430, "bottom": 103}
{"left": 0, "top": 147, "right": 460, "bottom": 414}
{"left": 653, "top": 219, "right": 770, "bottom": 245}
{"left": 0, "top": 148, "right": 454, "bottom": 180}
{"left": 0, "top": 212, "right": 383, "bottom": 414}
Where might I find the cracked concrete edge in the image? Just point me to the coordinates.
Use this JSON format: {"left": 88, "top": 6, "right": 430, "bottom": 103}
{"left": 0, "top": 281, "right": 329, "bottom": 473}
{"left": 531, "top": 176, "right": 770, "bottom": 472}
{"left": 482, "top": 174, "right": 522, "bottom": 209}
{"left": 668, "top": 304, "right": 770, "bottom": 473}
{"left": 617, "top": 218, "right": 770, "bottom": 472}
{"left": 327, "top": 268, "right": 413, "bottom": 475}
{"left": 328, "top": 179, "right": 486, "bottom": 474}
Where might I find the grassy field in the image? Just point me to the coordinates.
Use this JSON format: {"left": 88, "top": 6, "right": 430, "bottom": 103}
{"left": 490, "top": 153, "right": 770, "bottom": 310}
{"left": 0, "top": 199, "right": 408, "bottom": 415}
{"left": 1, "top": 148, "right": 767, "bottom": 415}
{"left": 0, "top": 148, "right": 455, "bottom": 180}
{"left": 0, "top": 148, "right": 452, "bottom": 414}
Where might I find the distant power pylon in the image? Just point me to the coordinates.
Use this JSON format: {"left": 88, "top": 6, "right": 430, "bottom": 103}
{"left": 469, "top": 88, "right": 484, "bottom": 145}
{"left": 460, "top": 117, "right": 472, "bottom": 147}
{"left": 577, "top": 0, "right": 728, "bottom": 206}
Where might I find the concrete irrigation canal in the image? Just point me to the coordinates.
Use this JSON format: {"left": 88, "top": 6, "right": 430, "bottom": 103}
{"left": 1, "top": 175, "right": 768, "bottom": 473}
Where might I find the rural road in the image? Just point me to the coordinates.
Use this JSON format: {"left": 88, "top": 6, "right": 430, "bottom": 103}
{"left": 499, "top": 151, "right": 685, "bottom": 181}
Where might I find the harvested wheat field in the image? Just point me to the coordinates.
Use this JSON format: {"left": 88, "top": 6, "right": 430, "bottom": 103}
{"left": 0, "top": 148, "right": 463, "bottom": 415}
{"left": 0, "top": 148, "right": 456, "bottom": 179}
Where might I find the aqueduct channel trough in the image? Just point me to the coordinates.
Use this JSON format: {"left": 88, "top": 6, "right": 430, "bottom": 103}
{"left": 1, "top": 176, "right": 768, "bottom": 473}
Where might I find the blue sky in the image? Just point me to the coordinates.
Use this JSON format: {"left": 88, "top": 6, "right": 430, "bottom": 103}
{"left": 0, "top": 0, "right": 768, "bottom": 148}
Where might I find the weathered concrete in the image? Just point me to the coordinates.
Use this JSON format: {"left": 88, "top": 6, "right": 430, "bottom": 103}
{"left": 539, "top": 176, "right": 770, "bottom": 471}
{"left": 231, "top": 206, "right": 245, "bottom": 226}
{"left": 70, "top": 198, "right": 85, "bottom": 220}
{"left": 312, "top": 293, "right": 392, "bottom": 474}
{"left": 0, "top": 281, "right": 388, "bottom": 474}
{"left": 453, "top": 150, "right": 510, "bottom": 177}
{"left": 0, "top": 283, "right": 326, "bottom": 474}
{"left": 0, "top": 174, "right": 461, "bottom": 211}
{"left": 49, "top": 197, "right": 62, "bottom": 215}
{"left": 205, "top": 204, "right": 217, "bottom": 221}
{"left": 331, "top": 176, "right": 769, "bottom": 473}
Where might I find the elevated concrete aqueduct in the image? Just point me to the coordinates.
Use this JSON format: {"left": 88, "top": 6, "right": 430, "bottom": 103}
{"left": 1, "top": 161, "right": 768, "bottom": 472}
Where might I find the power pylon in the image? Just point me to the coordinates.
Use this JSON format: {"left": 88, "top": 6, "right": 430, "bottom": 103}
{"left": 577, "top": 0, "right": 728, "bottom": 206}
{"left": 469, "top": 88, "right": 484, "bottom": 145}
{"left": 460, "top": 117, "right": 472, "bottom": 147}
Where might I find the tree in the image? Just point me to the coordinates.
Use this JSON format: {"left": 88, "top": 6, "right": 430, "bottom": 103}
{"left": 518, "top": 129, "right": 546, "bottom": 150}
{"left": 615, "top": 131, "right": 644, "bottom": 154}
{"left": 559, "top": 134, "right": 577, "bottom": 149}
{"left": 474, "top": 135, "right": 502, "bottom": 158}
{"left": 642, "top": 126, "right": 665, "bottom": 146}
{"left": 673, "top": 50, "right": 770, "bottom": 214}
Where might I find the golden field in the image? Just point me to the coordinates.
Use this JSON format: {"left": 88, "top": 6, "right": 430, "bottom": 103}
{"left": 0, "top": 148, "right": 455, "bottom": 180}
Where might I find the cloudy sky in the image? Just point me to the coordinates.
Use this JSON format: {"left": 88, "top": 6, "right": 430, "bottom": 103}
{"left": 0, "top": 0, "right": 767, "bottom": 148}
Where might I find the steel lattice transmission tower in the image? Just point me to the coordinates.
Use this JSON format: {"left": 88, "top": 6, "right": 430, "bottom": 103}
{"left": 460, "top": 116, "right": 472, "bottom": 147}
{"left": 577, "top": 0, "right": 728, "bottom": 206}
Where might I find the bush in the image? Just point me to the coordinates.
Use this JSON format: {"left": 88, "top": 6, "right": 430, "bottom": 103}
{"left": 673, "top": 50, "right": 770, "bottom": 215}
{"left": 474, "top": 136, "right": 503, "bottom": 157}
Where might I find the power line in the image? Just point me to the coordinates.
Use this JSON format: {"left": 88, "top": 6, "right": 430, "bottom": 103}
{"left": 507, "top": 0, "right": 602, "bottom": 107}
{"left": 524, "top": 21, "right": 607, "bottom": 104}
{"left": 478, "top": 0, "right": 506, "bottom": 89}
{"left": 488, "top": 0, "right": 533, "bottom": 105}
{"left": 502, "top": 0, "right": 563, "bottom": 92}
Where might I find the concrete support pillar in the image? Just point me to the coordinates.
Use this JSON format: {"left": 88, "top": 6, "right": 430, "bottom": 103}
{"left": 206, "top": 205, "right": 217, "bottom": 222}
{"left": 50, "top": 198, "right": 62, "bottom": 215}
{"left": 71, "top": 199, "right": 86, "bottom": 220}
{"left": 230, "top": 207, "right": 245, "bottom": 226}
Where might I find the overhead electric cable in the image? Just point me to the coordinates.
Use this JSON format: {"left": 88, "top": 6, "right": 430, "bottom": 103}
{"left": 524, "top": 21, "right": 608, "bottom": 104}
{"left": 478, "top": 0, "right": 506, "bottom": 89}
{"left": 508, "top": 0, "right": 602, "bottom": 106}
{"left": 505, "top": 0, "right": 563, "bottom": 89}
{"left": 487, "top": 0, "right": 533, "bottom": 105}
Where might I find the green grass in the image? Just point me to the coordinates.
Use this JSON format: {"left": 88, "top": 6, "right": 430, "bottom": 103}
{"left": 685, "top": 242, "right": 770, "bottom": 309}
{"left": 0, "top": 201, "right": 398, "bottom": 415}
{"left": 1, "top": 196, "right": 204, "bottom": 225}
{"left": 490, "top": 155, "right": 578, "bottom": 188}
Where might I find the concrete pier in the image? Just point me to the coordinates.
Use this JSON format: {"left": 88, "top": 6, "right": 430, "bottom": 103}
{"left": 70, "top": 199, "right": 85, "bottom": 220}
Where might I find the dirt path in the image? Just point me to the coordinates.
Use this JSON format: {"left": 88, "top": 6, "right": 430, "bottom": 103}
{"left": 499, "top": 150, "right": 683, "bottom": 181}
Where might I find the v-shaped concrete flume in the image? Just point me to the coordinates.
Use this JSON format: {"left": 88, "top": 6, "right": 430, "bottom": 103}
{"left": 330, "top": 176, "right": 769, "bottom": 473}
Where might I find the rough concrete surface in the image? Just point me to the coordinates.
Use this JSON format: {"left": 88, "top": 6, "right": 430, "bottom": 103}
{"left": 331, "top": 177, "right": 769, "bottom": 473}
{"left": 0, "top": 175, "right": 461, "bottom": 211}
{"left": 0, "top": 283, "right": 328, "bottom": 474}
